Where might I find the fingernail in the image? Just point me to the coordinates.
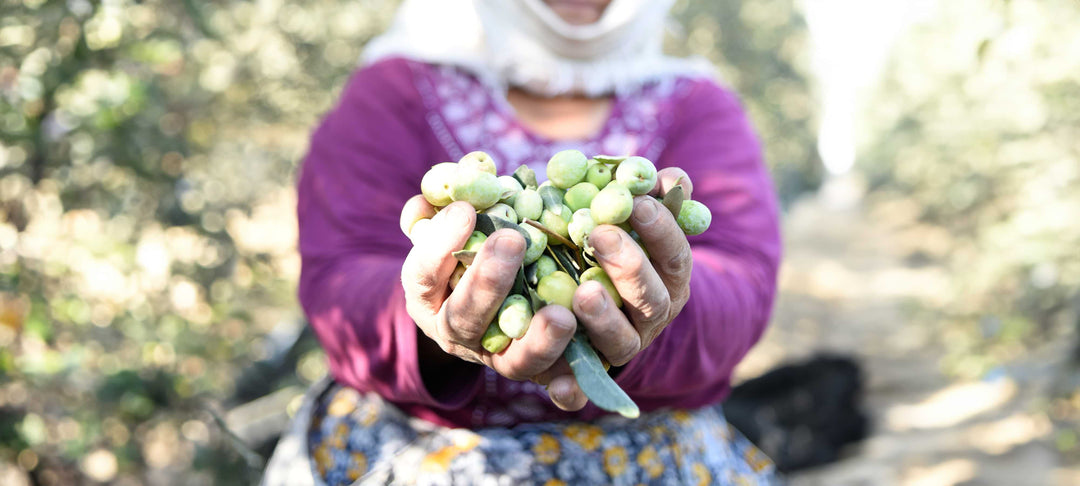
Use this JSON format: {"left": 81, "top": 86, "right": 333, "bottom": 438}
{"left": 551, "top": 380, "right": 572, "bottom": 403}
{"left": 580, "top": 288, "right": 607, "bottom": 315}
{"left": 546, "top": 314, "right": 575, "bottom": 340}
{"left": 493, "top": 233, "right": 523, "bottom": 260}
{"left": 592, "top": 227, "right": 623, "bottom": 258}
{"left": 632, "top": 197, "right": 659, "bottom": 226}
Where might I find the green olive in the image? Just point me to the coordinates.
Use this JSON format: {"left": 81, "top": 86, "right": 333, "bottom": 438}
{"left": 614, "top": 156, "right": 657, "bottom": 196}
{"left": 585, "top": 163, "right": 612, "bottom": 189}
{"left": 514, "top": 189, "right": 543, "bottom": 222}
{"left": 450, "top": 167, "right": 502, "bottom": 210}
{"left": 497, "top": 175, "right": 523, "bottom": 205}
{"left": 448, "top": 263, "right": 466, "bottom": 290}
{"left": 537, "top": 271, "right": 578, "bottom": 310}
{"left": 568, "top": 208, "right": 597, "bottom": 247}
{"left": 497, "top": 294, "right": 533, "bottom": 339}
{"left": 590, "top": 183, "right": 634, "bottom": 225}
{"left": 484, "top": 203, "right": 518, "bottom": 224}
{"left": 459, "top": 151, "right": 496, "bottom": 175}
{"left": 420, "top": 162, "right": 458, "bottom": 207}
{"left": 564, "top": 182, "right": 600, "bottom": 213}
{"left": 677, "top": 199, "right": 712, "bottom": 236}
{"left": 580, "top": 266, "right": 622, "bottom": 308}
{"left": 539, "top": 204, "right": 572, "bottom": 243}
{"left": 464, "top": 231, "right": 487, "bottom": 252}
{"left": 534, "top": 255, "right": 558, "bottom": 281}
{"left": 546, "top": 149, "right": 588, "bottom": 189}
{"left": 520, "top": 223, "right": 548, "bottom": 264}
{"left": 481, "top": 322, "right": 511, "bottom": 353}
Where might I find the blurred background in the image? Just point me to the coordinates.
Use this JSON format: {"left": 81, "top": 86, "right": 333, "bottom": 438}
{"left": 0, "top": 0, "right": 1077, "bottom": 484}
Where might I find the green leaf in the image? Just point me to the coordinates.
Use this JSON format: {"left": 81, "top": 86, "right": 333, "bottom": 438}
{"left": 564, "top": 333, "right": 639, "bottom": 418}
{"left": 662, "top": 184, "right": 685, "bottom": 218}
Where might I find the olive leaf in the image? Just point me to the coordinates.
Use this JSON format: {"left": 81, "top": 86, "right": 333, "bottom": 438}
{"left": 662, "top": 184, "right": 685, "bottom": 218}
{"left": 538, "top": 185, "right": 565, "bottom": 215}
{"left": 452, "top": 250, "right": 476, "bottom": 266}
{"left": 513, "top": 164, "right": 538, "bottom": 190}
{"left": 593, "top": 155, "right": 628, "bottom": 166}
{"left": 511, "top": 264, "right": 527, "bottom": 297}
{"left": 475, "top": 214, "right": 532, "bottom": 247}
{"left": 565, "top": 332, "right": 640, "bottom": 418}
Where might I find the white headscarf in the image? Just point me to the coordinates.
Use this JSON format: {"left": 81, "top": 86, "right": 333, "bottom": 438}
{"left": 362, "top": 0, "right": 713, "bottom": 97}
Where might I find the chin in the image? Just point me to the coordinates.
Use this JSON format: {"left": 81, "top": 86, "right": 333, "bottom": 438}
{"left": 544, "top": 0, "right": 608, "bottom": 25}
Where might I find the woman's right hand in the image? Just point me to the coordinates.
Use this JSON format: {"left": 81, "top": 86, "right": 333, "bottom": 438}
{"left": 400, "top": 197, "right": 578, "bottom": 384}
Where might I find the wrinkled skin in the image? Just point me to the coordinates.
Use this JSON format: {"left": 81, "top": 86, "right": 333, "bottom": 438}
{"left": 400, "top": 167, "right": 694, "bottom": 411}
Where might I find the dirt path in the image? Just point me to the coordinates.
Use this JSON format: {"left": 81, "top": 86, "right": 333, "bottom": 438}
{"left": 733, "top": 177, "right": 1078, "bottom": 486}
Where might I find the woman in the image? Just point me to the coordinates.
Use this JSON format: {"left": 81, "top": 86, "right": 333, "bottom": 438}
{"left": 264, "top": 0, "right": 783, "bottom": 484}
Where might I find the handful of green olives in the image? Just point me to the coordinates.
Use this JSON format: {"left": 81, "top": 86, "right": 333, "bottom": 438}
{"left": 402, "top": 150, "right": 712, "bottom": 418}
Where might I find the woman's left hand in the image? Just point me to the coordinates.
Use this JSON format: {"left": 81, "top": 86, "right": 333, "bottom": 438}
{"left": 532, "top": 168, "right": 695, "bottom": 411}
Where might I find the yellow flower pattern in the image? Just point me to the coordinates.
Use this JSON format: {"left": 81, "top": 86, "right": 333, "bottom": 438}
{"left": 692, "top": 462, "right": 712, "bottom": 486}
{"left": 603, "top": 446, "right": 629, "bottom": 477}
{"left": 563, "top": 423, "right": 603, "bottom": 451}
{"left": 308, "top": 386, "right": 779, "bottom": 486}
{"left": 744, "top": 444, "right": 774, "bottom": 472}
{"left": 533, "top": 434, "right": 561, "bottom": 465}
{"left": 636, "top": 446, "right": 664, "bottom": 478}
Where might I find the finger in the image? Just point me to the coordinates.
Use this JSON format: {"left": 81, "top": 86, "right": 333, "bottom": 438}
{"left": 648, "top": 167, "right": 694, "bottom": 200}
{"left": 400, "top": 194, "right": 438, "bottom": 237}
{"left": 589, "top": 225, "right": 671, "bottom": 347}
{"left": 530, "top": 357, "right": 573, "bottom": 387}
{"left": 441, "top": 229, "right": 525, "bottom": 344}
{"left": 628, "top": 197, "right": 692, "bottom": 311}
{"left": 401, "top": 202, "right": 476, "bottom": 310}
{"left": 547, "top": 374, "right": 588, "bottom": 412}
{"left": 573, "top": 281, "right": 640, "bottom": 366}
{"left": 490, "top": 304, "right": 576, "bottom": 381}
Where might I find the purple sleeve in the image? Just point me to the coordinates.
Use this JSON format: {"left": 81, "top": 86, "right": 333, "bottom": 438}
{"left": 614, "top": 80, "right": 782, "bottom": 409}
{"left": 296, "top": 59, "right": 483, "bottom": 410}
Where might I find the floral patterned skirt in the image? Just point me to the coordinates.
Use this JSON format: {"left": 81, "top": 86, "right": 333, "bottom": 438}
{"left": 304, "top": 383, "right": 781, "bottom": 486}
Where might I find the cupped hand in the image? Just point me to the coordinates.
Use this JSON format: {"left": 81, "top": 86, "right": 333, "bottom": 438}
{"left": 400, "top": 198, "right": 578, "bottom": 388}
{"left": 542, "top": 167, "right": 695, "bottom": 411}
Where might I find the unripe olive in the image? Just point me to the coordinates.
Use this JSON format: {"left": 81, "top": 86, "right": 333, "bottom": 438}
{"left": 464, "top": 231, "right": 487, "bottom": 252}
{"left": 497, "top": 294, "right": 533, "bottom": 339}
{"left": 564, "top": 182, "right": 600, "bottom": 213}
{"left": 450, "top": 167, "right": 502, "bottom": 210}
{"left": 537, "top": 271, "right": 578, "bottom": 310}
{"left": 539, "top": 204, "right": 572, "bottom": 243}
{"left": 580, "top": 266, "right": 622, "bottom": 308}
{"left": 497, "top": 176, "right": 523, "bottom": 205}
{"left": 546, "top": 149, "right": 588, "bottom": 189}
{"left": 520, "top": 223, "right": 547, "bottom": 264}
{"left": 420, "top": 162, "right": 458, "bottom": 207}
{"left": 481, "top": 322, "right": 511, "bottom": 354}
{"left": 614, "top": 156, "right": 657, "bottom": 196}
{"left": 459, "top": 151, "right": 496, "bottom": 175}
{"left": 484, "top": 203, "right": 518, "bottom": 224}
{"left": 514, "top": 189, "right": 543, "bottom": 222}
{"left": 590, "top": 183, "right": 634, "bottom": 225}
{"left": 568, "top": 208, "right": 597, "bottom": 247}
{"left": 534, "top": 255, "right": 558, "bottom": 281}
{"left": 585, "top": 163, "right": 612, "bottom": 189}
{"left": 677, "top": 199, "right": 712, "bottom": 236}
{"left": 448, "top": 263, "right": 466, "bottom": 290}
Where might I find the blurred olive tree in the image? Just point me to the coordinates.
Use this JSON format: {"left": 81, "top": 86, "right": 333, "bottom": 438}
{"left": 862, "top": 0, "right": 1080, "bottom": 457}
{"left": 0, "top": 0, "right": 820, "bottom": 483}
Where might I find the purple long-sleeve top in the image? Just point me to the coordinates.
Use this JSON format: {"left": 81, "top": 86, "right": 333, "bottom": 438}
{"left": 297, "top": 58, "right": 782, "bottom": 429}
